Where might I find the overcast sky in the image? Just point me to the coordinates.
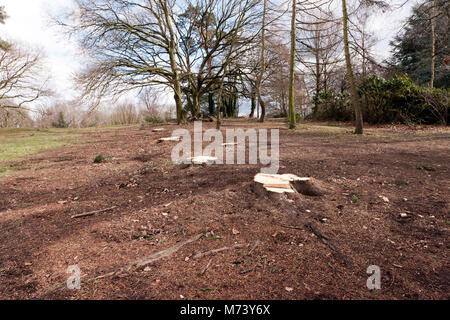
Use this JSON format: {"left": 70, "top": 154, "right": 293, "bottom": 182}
{"left": 0, "top": 0, "right": 80, "bottom": 101}
{"left": 0, "top": 0, "right": 417, "bottom": 109}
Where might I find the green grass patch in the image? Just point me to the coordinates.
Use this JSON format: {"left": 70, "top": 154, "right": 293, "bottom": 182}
{"left": 351, "top": 194, "right": 360, "bottom": 203}
{"left": 0, "top": 128, "right": 81, "bottom": 176}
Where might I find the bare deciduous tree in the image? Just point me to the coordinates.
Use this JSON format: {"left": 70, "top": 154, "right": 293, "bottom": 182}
{"left": 288, "top": 0, "right": 296, "bottom": 129}
{"left": 62, "top": 0, "right": 261, "bottom": 124}
{"left": 0, "top": 45, "right": 51, "bottom": 111}
{"left": 256, "top": 0, "right": 267, "bottom": 122}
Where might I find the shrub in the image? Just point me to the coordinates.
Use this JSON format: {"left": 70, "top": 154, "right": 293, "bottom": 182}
{"left": 282, "top": 113, "right": 302, "bottom": 124}
{"left": 311, "top": 75, "right": 449, "bottom": 125}
{"left": 144, "top": 115, "right": 166, "bottom": 124}
{"left": 359, "top": 75, "right": 449, "bottom": 125}
{"left": 93, "top": 154, "right": 104, "bottom": 163}
{"left": 312, "top": 90, "right": 353, "bottom": 121}
{"left": 52, "top": 111, "right": 69, "bottom": 128}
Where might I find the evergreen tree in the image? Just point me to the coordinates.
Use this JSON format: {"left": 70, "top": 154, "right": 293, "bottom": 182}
{"left": 0, "top": 5, "right": 9, "bottom": 49}
{"left": 390, "top": 0, "right": 449, "bottom": 88}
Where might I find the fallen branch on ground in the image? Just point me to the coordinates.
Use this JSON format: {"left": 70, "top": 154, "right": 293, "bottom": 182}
{"left": 193, "top": 243, "right": 248, "bottom": 259}
{"left": 37, "top": 233, "right": 204, "bottom": 298}
{"left": 279, "top": 224, "right": 304, "bottom": 231}
{"left": 91, "top": 233, "right": 204, "bottom": 279}
{"left": 130, "top": 233, "right": 204, "bottom": 269}
{"left": 71, "top": 206, "right": 117, "bottom": 219}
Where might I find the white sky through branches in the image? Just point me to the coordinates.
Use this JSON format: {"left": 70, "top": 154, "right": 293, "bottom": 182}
{"left": 0, "top": 0, "right": 416, "bottom": 111}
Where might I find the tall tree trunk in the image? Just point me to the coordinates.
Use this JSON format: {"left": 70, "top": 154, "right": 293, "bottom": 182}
{"left": 249, "top": 88, "right": 256, "bottom": 118}
{"left": 430, "top": 0, "right": 436, "bottom": 88}
{"left": 257, "top": 96, "right": 260, "bottom": 118}
{"left": 256, "top": 0, "right": 267, "bottom": 123}
{"left": 361, "top": 27, "right": 368, "bottom": 114}
{"left": 341, "top": 0, "right": 363, "bottom": 134}
{"left": 216, "top": 98, "right": 222, "bottom": 129}
{"left": 185, "top": 91, "right": 194, "bottom": 115}
{"left": 162, "top": 2, "right": 184, "bottom": 124}
{"left": 192, "top": 91, "right": 201, "bottom": 119}
{"left": 288, "top": 0, "right": 296, "bottom": 130}
{"left": 315, "top": 48, "right": 320, "bottom": 94}
{"left": 314, "top": 27, "right": 321, "bottom": 106}
{"left": 208, "top": 93, "right": 215, "bottom": 116}
{"left": 362, "top": 28, "right": 366, "bottom": 79}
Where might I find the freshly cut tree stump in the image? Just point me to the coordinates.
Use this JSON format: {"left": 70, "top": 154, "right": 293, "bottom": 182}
{"left": 289, "top": 177, "right": 326, "bottom": 196}
{"left": 157, "top": 136, "right": 181, "bottom": 143}
{"left": 253, "top": 173, "right": 326, "bottom": 197}
{"left": 189, "top": 156, "right": 218, "bottom": 165}
{"left": 253, "top": 174, "right": 295, "bottom": 200}
{"left": 179, "top": 156, "right": 218, "bottom": 169}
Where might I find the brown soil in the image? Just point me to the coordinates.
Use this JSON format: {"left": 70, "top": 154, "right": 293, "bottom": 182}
{"left": 0, "top": 119, "right": 448, "bottom": 300}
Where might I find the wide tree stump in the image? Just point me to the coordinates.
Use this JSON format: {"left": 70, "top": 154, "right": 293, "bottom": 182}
{"left": 253, "top": 173, "right": 326, "bottom": 198}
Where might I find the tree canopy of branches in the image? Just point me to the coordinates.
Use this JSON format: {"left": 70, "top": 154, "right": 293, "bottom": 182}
{"left": 62, "top": 0, "right": 261, "bottom": 124}
{"left": 0, "top": 45, "right": 50, "bottom": 110}
{"left": 0, "top": 5, "right": 50, "bottom": 115}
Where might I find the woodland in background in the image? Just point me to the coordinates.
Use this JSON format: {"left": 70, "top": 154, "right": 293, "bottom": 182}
{"left": 0, "top": 0, "right": 448, "bottom": 129}
{"left": 310, "top": 0, "right": 449, "bottom": 125}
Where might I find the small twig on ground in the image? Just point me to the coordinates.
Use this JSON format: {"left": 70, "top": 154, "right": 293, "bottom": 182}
{"left": 304, "top": 223, "right": 334, "bottom": 247}
{"left": 280, "top": 221, "right": 350, "bottom": 266}
{"left": 247, "top": 240, "right": 261, "bottom": 256}
{"left": 201, "top": 258, "right": 213, "bottom": 275}
{"left": 131, "top": 233, "right": 204, "bottom": 269}
{"left": 279, "top": 224, "right": 307, "bottom": 232}
{"left": 304, "top": 223, "right": 350, "bottom": 266}
{"left": 240, "top": 262, "right": 263, "bottom": 275}
{"left": 240, "top": 265, "right": 256, "bottom": 275}
{"left": 71, "top": 206, "right": 117, "bottom": 219}
{"left": 138, "top": 227, "right": 163, "bottom": 234}
{"left": 233, "top": 240, "right": 261, "bottom": 264}
{"left": 262, "top": 256, "right": 267, "bottom": 275}
{"left": 193, "top": 243, "right": 248, "bottom": 259}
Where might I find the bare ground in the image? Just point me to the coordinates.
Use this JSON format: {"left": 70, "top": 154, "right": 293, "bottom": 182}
{"left": 0, "top": 119, "right": 448, "bottom": 300}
